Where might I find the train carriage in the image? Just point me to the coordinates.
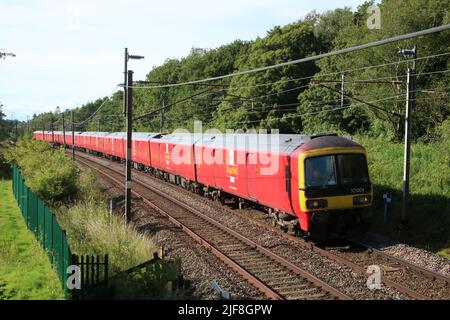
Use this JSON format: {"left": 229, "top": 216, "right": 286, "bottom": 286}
{"left": 33, "top": 130, "right": 373, "bottom": 240}
{"left": 131, "top": 132, "right": 159, "bottom": 167}
{"left": 89, "top": 132, "right": 109, "bottom": 154}
{"left": 195, "top": 134, "right": 305, "bottom": 214}
{"left": 157, "top": 133, "right": 197, "bottom": 182}
{"left": 148, "top": 134, "right": 166, "bottom": 172}
{"left": 34, "top": 131, "right": 45, "bottom": 141}
{"left": 103, "top": 132, "right": 126, "bottom": 159}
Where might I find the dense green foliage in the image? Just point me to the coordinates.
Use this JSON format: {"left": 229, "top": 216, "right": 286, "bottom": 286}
{"left": 5, "top": 139, "right": 79, "bottom": 203}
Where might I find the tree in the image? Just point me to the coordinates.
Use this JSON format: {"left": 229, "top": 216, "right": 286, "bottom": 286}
{"left": 0, "top": 104, "right": 7, "bottom": 139}
{"left": 213, "top": 21, "right": 321, "bottom": 132}
{"left": 297, "top": 0, "right": 450, "bottom": 139}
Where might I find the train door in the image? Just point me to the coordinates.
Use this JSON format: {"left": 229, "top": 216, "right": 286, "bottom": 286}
{"left": 146, "top": 140, "right": 152, "bottom": 166}
{"left": 212, "top": 148, "right": 218, "bottom": 187}
{"left": 132, "top": 139, "right": 137, "bottom": 162}
{"left": 247, "top": 152, "right": 258, "bottom": 200}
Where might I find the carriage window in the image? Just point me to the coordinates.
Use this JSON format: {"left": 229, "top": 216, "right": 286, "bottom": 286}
{"left": 305, "top": 156, "right": 337, "bottom": 187}
{"left": 336, "top": 154, "right": 369, "bottom": 184}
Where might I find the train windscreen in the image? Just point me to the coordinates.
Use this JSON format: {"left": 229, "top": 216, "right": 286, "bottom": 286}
{"left": 305, "top": 154, "right": 369, "bottom": 188}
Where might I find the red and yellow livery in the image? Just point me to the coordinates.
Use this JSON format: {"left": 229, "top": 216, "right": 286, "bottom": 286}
{"left": 34, "top": 131, "right": 372, "bottom": 240}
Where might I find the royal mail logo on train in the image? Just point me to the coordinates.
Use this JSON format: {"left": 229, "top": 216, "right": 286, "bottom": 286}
{"left": 226, "top": 165, "right": 238, "bottom": 177}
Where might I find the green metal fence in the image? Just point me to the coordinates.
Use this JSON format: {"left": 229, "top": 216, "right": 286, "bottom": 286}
{"left": 12, "top": 162, "right": 72, "bottom": 298}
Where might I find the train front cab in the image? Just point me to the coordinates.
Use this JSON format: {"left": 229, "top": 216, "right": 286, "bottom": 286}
{"left": 294, "top": 138, "right": 373, "bottom": 240}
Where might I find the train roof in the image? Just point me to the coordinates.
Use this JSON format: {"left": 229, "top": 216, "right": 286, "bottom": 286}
{"left": 151, "top": 133, "right": 311, "bottom": 153}
{"left": 35, "top": 130, "right": 359, "bottom": 153}
{"left": 80, "top": 131, "right": 110, "bottom": 136}
{"left": 195, "top": 133, "right": 311, "bottom": 153}
{"left": 301, "top": 135, "right": 361, "bottom": 151}
{"left": 100, "top": 132, "right": 160, "bottom": 141}
{"left": 133, "top": 132, "right": 161, "bottom": 141}
{"left": 156, "top": 132, "right": 198, "bottom": 145}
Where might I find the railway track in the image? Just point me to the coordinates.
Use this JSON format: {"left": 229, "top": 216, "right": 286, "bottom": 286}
{"left": 192, "top": 193, "right": 450, "bottom": 300}
{"left": 70, "top": 150, "right": 450, "bottom": 300}
{"left": 244, "top": 215, "right": 450, "bottom": 300}
{"left": 73, "top": 152, "right": 350, "bottom": 300}
{"left": 193, "top": 193, "right": 450, "bottom": 300}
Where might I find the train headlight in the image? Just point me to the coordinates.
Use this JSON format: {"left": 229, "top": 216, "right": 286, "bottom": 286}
{"left": 353, "top": 195, "right": 371, "bottom": 205}
{"left": 306, "top": 199, "right": 328, "bottom": 209}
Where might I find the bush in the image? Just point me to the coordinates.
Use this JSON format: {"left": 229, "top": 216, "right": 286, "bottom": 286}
{"left": 6, "top": 139, "right": 79, "bottom": 203}
{"left": 56, "top": 169, "right": 157, "bottom": 275}
{"left": 57, "top": 201, "right": 156, "bottom": 275}
{"left": 0, "top": 142, "right": 11, "bottom": 179}
{"left": 437, "top": 118, "right": 450, "bottom": 147}
{"left": 7, "top": 138, "right": 175, "bottom": 298}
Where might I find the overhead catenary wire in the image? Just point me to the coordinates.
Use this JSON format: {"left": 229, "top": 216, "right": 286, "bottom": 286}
{"left": 30, "top": 26, "right": 450, "bottom": 132}
{"left": 162, "top": 89, "right": 413, "bottom": 128}
{"left": 129, "top": 51, "right": 450, "bottom": 92}
{"left": 70, "top": 63, "right": 450, "bottom": 128}
{"left": 47, "top": 67, "right": 450, "bottom": 132}
{"left": 68, "top": 86, "right": 119, "bottom": 126}
{"left": 230, "top": 95, "right": 449, "bottom": 127}
{"left": 133, "top": 87, "right": 217, "bottom": 121}
{"left": 121, "top": 25, "right": 450, "bottom": 90}
{"left": 228, "top": 93, "right": 416, "bottom": 126}
{"left": 129, "top": 66, "right": 450, "bottom": 127}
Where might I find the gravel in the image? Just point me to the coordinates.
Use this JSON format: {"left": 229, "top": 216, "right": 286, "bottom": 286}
{"left": 76, "top": 154, "right": 423, "bottom": 299}
{"left": 94, "top": 158, "right": 407, "bottom": 299}
{"left": 79, "top": 162, "right": 264, "bottom": 300}
{"left": 360, "top": 232, "right": 450, "bottom": 277}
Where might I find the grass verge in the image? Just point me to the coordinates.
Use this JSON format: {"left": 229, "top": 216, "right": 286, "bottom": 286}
{"left": 55, "top": 169, "right": 158, "bottom": 276}
{"left": 356, "top": 136, "right": 450, "bottom": 258}
{"left": 0, "top": 179, "right": 64, "bottom": 299}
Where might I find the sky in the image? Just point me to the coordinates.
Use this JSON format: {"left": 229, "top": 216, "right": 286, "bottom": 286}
{"left": 0, "top": 0, "right": 366, "bottom": 121}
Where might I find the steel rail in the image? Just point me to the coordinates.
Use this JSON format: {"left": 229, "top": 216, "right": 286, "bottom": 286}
{"left": 75, "top": 156, "right": 284, "bottom": 300}
{"left": 218, "top": 208, "right": 446, "bottom": 300}
{"left": 356, "top": 237, "right": 450, "bottom": 286}
{"left": 73, "top": 152, "right": 351, "bottom": 300}
{"left": 66, "top": 149, "right": 447, "bottom": 300}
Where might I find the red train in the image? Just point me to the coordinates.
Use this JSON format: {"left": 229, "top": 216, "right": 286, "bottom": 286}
{"left": 34, "top": 130, "right": 373, "bottom": 240}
